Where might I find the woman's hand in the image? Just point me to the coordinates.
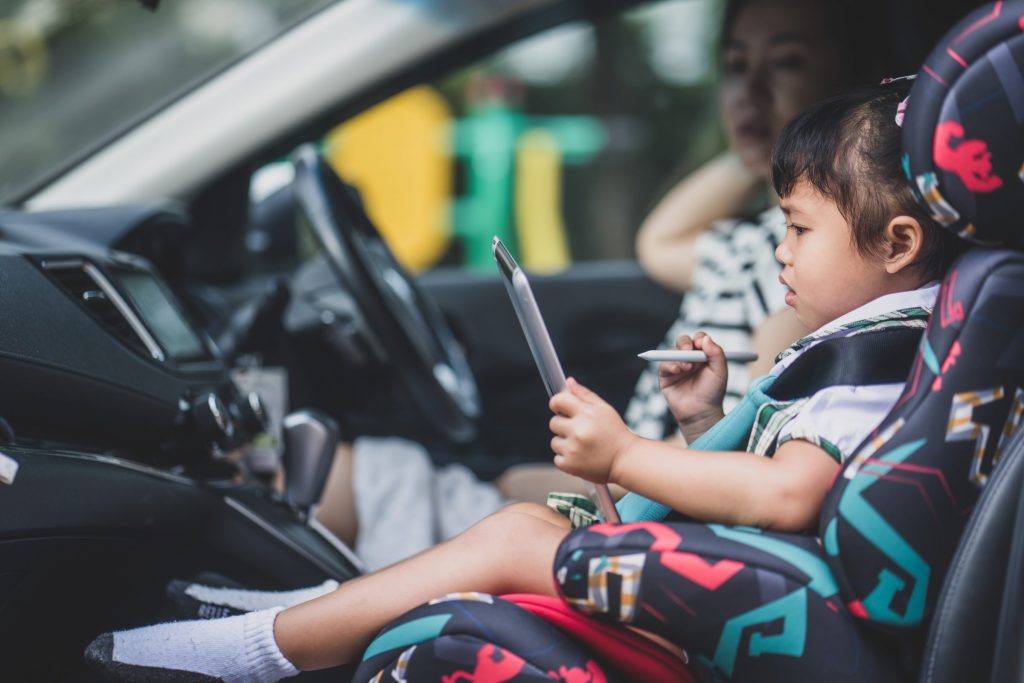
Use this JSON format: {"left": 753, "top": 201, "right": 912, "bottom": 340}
{"left": 548, "top": 378, "right": 637, "bottom": 485}
{"left": 659, "top": 332, "right": 726, "bottom": 442}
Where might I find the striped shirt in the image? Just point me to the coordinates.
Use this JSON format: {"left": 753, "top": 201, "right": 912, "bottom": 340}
{"left": 625, "top": 207, "right": 788, "bottom": 440}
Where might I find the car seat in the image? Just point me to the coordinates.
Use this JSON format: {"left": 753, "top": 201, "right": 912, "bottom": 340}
{"left": 352, "top": 3, "right": 1024, "bottom": 681}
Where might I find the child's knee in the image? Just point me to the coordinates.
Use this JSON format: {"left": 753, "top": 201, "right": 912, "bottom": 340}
{"left": 463, "top": 502, "right": 567, "bottom": 554}
{"left": 484, "top": 502, "right": 558, "bottom": 535}
{"left": 502, "top": 501, "right": 563, "bottom": 521}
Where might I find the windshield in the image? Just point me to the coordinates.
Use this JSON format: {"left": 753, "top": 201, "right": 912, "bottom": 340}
{"left": 0, "top": 0, "right": 335, "bottom": 204}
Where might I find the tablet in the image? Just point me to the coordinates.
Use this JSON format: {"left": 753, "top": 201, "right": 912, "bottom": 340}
{"left": 492, "top": 237, "right": 620, "bottom": 524}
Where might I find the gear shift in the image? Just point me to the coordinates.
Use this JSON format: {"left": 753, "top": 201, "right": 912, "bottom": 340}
{"left": 281, "top": 409, "right": 340, "bottom": 515}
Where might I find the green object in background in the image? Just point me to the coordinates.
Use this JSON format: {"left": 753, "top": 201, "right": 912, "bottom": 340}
{"left": 452, "top": 104, "right": 524, "bottom": 268}
{"left": 452, "top": 102, "right": 605, "bottom": 270}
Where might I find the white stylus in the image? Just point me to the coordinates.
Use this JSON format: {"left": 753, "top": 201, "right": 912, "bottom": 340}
{"left": 638, "top": 350, "right": 760, "bottom": 363}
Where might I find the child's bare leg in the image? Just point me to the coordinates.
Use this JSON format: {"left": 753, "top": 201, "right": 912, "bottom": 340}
{"left": 84, "top": 502, "right": 569, "bottom": 682}
{"left": 276, "top": 502, "right": 570, "bottom": 671}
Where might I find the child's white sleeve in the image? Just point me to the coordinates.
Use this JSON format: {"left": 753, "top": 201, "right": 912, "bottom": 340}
{"left": 775, "top": 383, "right": 905, "bottom": 463}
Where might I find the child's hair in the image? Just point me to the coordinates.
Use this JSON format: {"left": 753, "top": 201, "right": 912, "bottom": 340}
{"left": 770, "top": 83, "right": 965, "bottom": 279}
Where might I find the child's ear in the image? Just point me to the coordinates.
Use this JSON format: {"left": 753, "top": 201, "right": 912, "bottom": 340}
{"left": 882, "top": 216, "right": 924, "bottom": 274}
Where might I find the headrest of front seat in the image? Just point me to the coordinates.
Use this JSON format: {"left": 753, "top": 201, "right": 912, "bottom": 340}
{"left": 902, "top": 1, "right": 1024, "bottom": 248}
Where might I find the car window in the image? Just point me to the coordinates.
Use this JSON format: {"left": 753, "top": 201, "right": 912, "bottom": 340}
{"left": 251, "top": 0, "right": 724, "bottom": 275}
{"left": 0, "top": 0, "right": 336, "bottom": 204}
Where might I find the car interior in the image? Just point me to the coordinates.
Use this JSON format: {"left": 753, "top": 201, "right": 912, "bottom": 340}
{"left": 0, "top": 0, "right": 1018, "bottom": 681}
{"left": 351, "top": 8, "right": 1024, "bottom": 682}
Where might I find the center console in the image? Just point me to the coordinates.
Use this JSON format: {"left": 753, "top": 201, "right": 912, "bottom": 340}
{"left": 0, "top": 238, "right": 360, "bottom": 679}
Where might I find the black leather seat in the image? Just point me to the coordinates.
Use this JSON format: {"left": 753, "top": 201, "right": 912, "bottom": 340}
{"left": 921, "top": 420, "right": 1024, "bottom": 682}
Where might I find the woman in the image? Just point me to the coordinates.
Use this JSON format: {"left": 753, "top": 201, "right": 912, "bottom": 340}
{"left": 627, "top": 0, "right": 888, "bottom": 439}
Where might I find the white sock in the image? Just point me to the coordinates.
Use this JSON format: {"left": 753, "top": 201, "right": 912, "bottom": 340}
{"left": 185, "top": 579, "right": 339, "bottom": 612}
{"left": 111, "top": 607, "right": 299, "bottom": 683}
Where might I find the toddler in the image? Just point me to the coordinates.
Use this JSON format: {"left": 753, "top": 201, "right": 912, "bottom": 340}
{"left": 86, "top": 82, "right": 963, "bottom": 683}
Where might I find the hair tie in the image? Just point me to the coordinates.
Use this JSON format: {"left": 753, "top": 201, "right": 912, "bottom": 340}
{"left": 879, "top": 75, "right": 916, "bottom": 128}
{"left": 895, "top": 95, "right": 910, "bottom": 127}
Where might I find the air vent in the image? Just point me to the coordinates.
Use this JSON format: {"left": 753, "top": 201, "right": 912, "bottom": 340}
{"left": 42, "top": 260, "right": 165, "bottom": 361}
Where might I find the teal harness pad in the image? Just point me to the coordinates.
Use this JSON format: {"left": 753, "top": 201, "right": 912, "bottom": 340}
{"left": 615, "top": 374, "right": 777, "bottom": 523}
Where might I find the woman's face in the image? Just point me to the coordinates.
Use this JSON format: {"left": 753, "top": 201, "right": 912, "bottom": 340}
{"left": 720, "top": 0, "right": 846, "bottom": 178}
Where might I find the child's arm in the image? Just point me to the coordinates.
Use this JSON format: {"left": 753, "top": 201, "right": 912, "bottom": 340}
{"left": 658, "top": 332, "right": 727, "bottom": 443}
{"left": 550, "top": 379, "right": 838, "bottom": 532}
{"left": 613, "top": 437, "right": 838, "bottom": 532}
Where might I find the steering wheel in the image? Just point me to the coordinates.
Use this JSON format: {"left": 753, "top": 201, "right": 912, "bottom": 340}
{"left": 289, "top": 144, "right": 481, "bottom": 443}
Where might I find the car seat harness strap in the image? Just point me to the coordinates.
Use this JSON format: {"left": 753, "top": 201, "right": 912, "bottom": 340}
{"left": 617, "top": 326, "right": 924, "bottom": 523}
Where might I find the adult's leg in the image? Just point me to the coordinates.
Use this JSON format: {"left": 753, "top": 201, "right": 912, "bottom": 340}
{"left": 313, "top": 443, "right": 358, "bottom": 545}
{"left": 496, "top": 463, "right": 627, "bottom": 503}
{"left": 495, "top": 463, "right": 590, "bottom": 503}
{"left": 315, "top": 441, "right": 586, "bottom": 567}
{"left": 335, "top": 437, "right": 509, "bottom": 571}
{"left": 276, "top": 502, "right": 570, "bottom": 671}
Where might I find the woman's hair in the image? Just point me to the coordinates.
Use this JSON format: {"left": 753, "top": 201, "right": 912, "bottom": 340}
{"left": 770, "top": 83, "right": 965, "bottom": 279}
{"left": 721, "top": 0, "right": 891, "bottom": 88}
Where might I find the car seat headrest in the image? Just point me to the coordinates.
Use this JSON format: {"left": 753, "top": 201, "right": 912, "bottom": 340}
{"left": 903, "top": 1, "right": 1024, "bottom": 248}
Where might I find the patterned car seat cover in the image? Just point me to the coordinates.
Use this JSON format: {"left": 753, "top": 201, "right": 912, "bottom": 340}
{"left": 820, "top": 0, "right": 1024, "bottom": 630}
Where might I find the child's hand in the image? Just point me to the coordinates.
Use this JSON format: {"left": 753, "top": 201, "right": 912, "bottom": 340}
{"left": 548, "top": 378, "right": 636, "bottom": 485}
{"left": 659, "top": 332, "right": 726, "bottom": 440}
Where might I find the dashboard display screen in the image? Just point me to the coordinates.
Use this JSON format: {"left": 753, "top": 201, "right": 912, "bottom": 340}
{"left": 116, "top": 270, "right": 208, "bottom": 361}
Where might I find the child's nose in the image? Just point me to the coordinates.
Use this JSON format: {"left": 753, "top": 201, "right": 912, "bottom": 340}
{"left": 775, "top": 238, "right": 790, "bottom": 265}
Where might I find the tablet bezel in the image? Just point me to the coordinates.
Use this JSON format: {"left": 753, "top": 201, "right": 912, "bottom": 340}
{"left": 492, "top": 237, "right": 620, "bottom": 524}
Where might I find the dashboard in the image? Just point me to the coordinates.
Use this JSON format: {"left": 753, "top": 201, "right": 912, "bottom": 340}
{"left": 0, "top": 208, "right": 263, "bottom": 468}
{"left": 0, "top": 204, "right": 366, "bottom": 679}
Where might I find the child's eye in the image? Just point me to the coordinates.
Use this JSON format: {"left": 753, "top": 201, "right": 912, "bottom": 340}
{"left": 787, "top": 223, "right": 808, "bottom": 236}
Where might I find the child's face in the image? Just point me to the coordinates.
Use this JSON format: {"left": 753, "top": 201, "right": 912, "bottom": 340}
{"left": 776, "top": 181, "right": 895, "bottom": 330}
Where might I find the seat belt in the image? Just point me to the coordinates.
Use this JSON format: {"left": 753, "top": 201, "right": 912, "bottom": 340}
{"left": 766, "top": 327, "right": 923, "bottom": 401}
{"left": 616, "top": 326, "right": 924, "bottom": 523}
